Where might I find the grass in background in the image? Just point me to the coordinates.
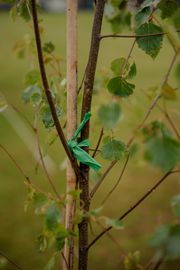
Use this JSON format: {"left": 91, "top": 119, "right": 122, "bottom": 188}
{"left": 0, "top": 11, "right": 180, "bottom": 269}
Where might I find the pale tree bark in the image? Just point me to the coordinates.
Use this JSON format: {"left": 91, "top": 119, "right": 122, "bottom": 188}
{"left": 63, "top": 1, "right": 78, "bottom": 269}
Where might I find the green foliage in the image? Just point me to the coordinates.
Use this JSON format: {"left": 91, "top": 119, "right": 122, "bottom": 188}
{"left": 134, "top": 7, "right": 152, "bottom": 28}
{"left": 161, "top": 83, "right": 177, "bottom": 100}
{"left": 32, "top": 192, "right": 49, "bottom": 215}
{"left": 41, "top": 105, "right": 62, "bottom": 128}
{"left": 111, "top": 58, "right": 137, "bottom": 79}
{"left": 111, "top": 57, "right": 129, "bottom": 75}
{"left": 124, "top": 251, "right": 141, "bottom": 270}
{"left": 43, "top": 42, "right": 55, "bottom": 54}
{"left": 143, "top": 121, "right": 180, "bottom": 171}
{"left": 107, "top": 77, "right": 135, "bottom": 97}
{"left": 25, "top": 70, "right": 41, "bottom": 86}
{"left": 101, "top": 136, "right": 126, "bottom": 160}
{"left": 136, "top": 23, "right": 163, "bottom": 58}
{"left": 104, "top": 217, "right": 124, "bottom": 229}
{"left": 150, "top": 224, "right": 180, "bottom": 260}
{"left": 45, "top": 203, "right": 61, "bottom": 231}
{"left": 98, "top": 102, "right": 121, "bottom": 129}
{"left": 105, "top": 1, "right": 131, "bottom": 33}
{"left": 171, "top": 194, "right": 180, "bottom": 218}
{"left": 158, "top": 0, "right": 179, "bottom": 19}
{"left": 17, "top": 0, "right": 31, "bottom": 22}
{"left": 21, "top": 85, "right": 42, "bottom": 106}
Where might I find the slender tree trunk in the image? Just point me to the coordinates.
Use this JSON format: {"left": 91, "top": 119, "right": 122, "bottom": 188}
{"left": 78, "top": 1, "right": 105, "bottom": 270}
{"left": 64, "top": 1, "right": 78, "bottom": 269}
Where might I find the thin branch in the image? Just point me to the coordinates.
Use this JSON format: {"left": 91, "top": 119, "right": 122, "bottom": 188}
{"left": 100, "top": 29, "right": 180, "bottom": 40}
{"left": 127, "top": 51, "right": 178, "bottom": 148}
{"left": 0, "top": 144, "right": 31, "bottom": 184}
{"left": 87, "top": 169, "right": 180, "bottom": 250}
{"left": 121, "top": 39, "right": 136, "bottom": 76}
{"left": 31, "top": 0, "right": 79, "bottom": 177}
{"left": 141, "top": 89, "right": 180, "bottom": 141}
{"left": 61, "top": 252, "right": 69, "bottom": 270}
{"left": 164, "top": 111, "right": 180, "bottom": 141}
{"left": 78, "top": 65, "right": 87, "bottom": 95}
{"left": 90, "top": 160, "right": 117, "bottom": 199}
{"left": 101, "top": 154, "right": 130, "bottom": 205}
{"left": 92, "top": 128, "right": 104, "bottom": 158}
{"left": 34, "top": 111, "right": 62, "bottom": 201}
{"left": 0, "top": 251, "right": 24, "bottom": 270}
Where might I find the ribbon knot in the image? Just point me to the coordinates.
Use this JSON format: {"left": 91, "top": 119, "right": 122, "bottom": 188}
{"left": 68, "top": 112, "right": 101, "bottom": 171}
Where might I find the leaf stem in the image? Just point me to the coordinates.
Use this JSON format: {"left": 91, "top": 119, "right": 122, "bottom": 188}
{"left": 90, "top": 160, "right": 117, "bottom": 199}
{"left": 101, "top": 154, "right": 130, "bottom": 205}
{"left": 92, "top": 128, "right": 104, "bottom": 158}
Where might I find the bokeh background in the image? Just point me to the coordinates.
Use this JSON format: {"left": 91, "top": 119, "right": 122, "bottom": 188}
{"left": 0, "top": 2, "right": 180, "bottom": 269}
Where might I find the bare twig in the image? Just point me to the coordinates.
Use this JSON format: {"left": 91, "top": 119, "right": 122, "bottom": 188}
{"left": 92, "top": 128, "right": 104, "bottom": 158}
{"left": 31, "top": 0, "right": 79, "bottom": 177}
{"left": 101, "top": 154, "right": 130, "bottom": 205}
{"left": 0, "top": 251, "right": 24, "bottom": 270}
{"left": 164, "top": 111, "right": 180, "bottom": 141}
{"left": 34, "top": 111, "right": 62, "bottom": 201}
{"left": 100, "top": 29, "right": 180, "bottom": 40}
{"left": 127, "top": 51, "right": 178, "bottom": 148}
{"left": 87, "top": 169, "right": 180, "bottom": 250}
{"left": 0, "top": 144, "right": 31, "bottom": 184}
{"left": 90, "top": 160, "right": 117, "bottom": 199}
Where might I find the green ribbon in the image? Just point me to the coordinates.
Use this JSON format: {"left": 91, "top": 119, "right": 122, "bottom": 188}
{"left": 68, "top": 112, "right": 101, "bottom": 171}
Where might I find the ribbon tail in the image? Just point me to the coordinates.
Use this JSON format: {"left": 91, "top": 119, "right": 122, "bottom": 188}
{"left": 72, "top": 112, "right": 91, "bottom": 140}
{"left": 72, "top": 146, "right": 101, "bottom": 171}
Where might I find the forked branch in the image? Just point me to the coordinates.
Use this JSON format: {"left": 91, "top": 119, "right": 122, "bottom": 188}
{"left": 87, "top": 169, "right": 180, "bottom": 250}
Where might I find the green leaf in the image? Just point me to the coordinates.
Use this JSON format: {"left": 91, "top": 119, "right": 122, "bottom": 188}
{"left": 158, "top": 0, "right": 178, "bottom": 19}
{"left": 21, "top": 85, "right": 42, "bottom": 105}
{"left": 171, "top": 195, "right": 180, "bottom": 218}
{"left": 144, "top": 136, "right": 180, "bottom": 172}
{"left": 55, "top": 226, "right": 70, "bottom": 251}
{"left": 17, "top": 0, "right": 31, "bottom": 21}
{"left": 161, "top": 83, "right": 177, "bottom": 100}
{"left": 37, "top": 234, "right": 48, "bottom": 252}
{"left": 143, "top": 121, "right": 180, "bottom": 171}
{"left": 150, "top": 225, "right": 170, "bottom": 247}
{"left": 111, "top": 58, "right": 129, "bottom": 76}
{"left": 41, "top": 105, "right": 62, "bottom": 128}
{"left": 44, "top": 257, "right": 55, "bottom": 270}
{"left": 107, "top": 77, "right": 135, "bottom": 97}
{"left": 127, "top": 62, "right": 137, "bottom": 79}
{"left": 135, "top": 7, "right": 152, "bottom": 27}
{"left": 43, "top": 42, "right": 55, "bottom": 54}
{"left": 32, "top": 192, "right": 48, "bottom": 215}
{"left": 98, "top": 102, "right": 121, "bottom": 130}
{"left": 45, "top": 203, "right": 61, "bottom": 232}
{"left": 104, "top": 217, "right": 124, "bottom": 229}
{"left": 101, "top": 137, "right": 126, "bottom": 160}
{"left": 25, "top": 70, "right": 41, "bottom": 85}
{"left": 136, "top": 22, "right": 163, "bottom": 58}
{"left": 9, "top": 5, "right": 17, "bottom": 21}
{"left": 150, "top": 224, "right": 180, "bottom": 260}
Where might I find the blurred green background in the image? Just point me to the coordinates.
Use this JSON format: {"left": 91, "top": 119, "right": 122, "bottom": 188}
{"left": 0, "top": 11, "right": 180, "bottom": 270}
